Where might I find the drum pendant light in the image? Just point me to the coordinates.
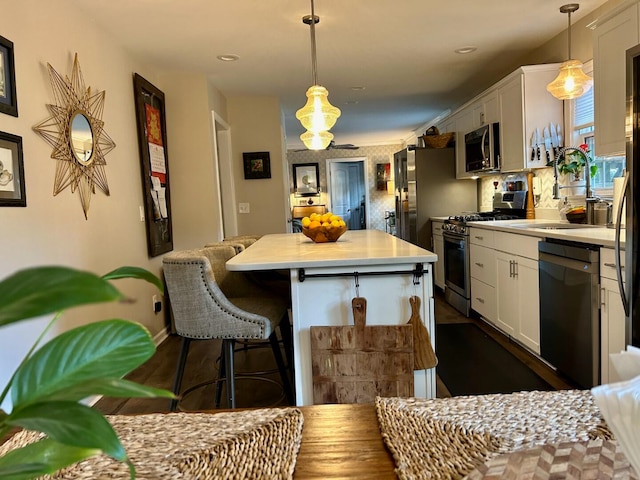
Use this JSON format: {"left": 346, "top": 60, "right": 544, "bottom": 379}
{"left": 296, "top": 0, "right": 341, "bottom": 150}
{"left": 547, "top": 3, "right": 593, "bottom": 100}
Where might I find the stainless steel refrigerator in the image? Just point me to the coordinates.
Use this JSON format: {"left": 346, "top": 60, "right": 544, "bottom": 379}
{"left": 393, "top": 147, "right": 478, "bottom": 249}
{"left": 624, "top": 46, "right": 640, "bottom": 348}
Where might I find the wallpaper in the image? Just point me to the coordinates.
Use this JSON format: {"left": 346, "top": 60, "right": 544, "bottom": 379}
{"left": 287, "top": 144, "right": 402, "bottom": 232}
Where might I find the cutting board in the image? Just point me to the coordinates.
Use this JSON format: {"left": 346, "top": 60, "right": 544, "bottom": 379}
{"left": 310, "top": 297, "right": 414, "bottom": 404}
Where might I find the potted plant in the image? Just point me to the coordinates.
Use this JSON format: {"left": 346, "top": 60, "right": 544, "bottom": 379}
{"left": 0, "top": 265, "right": 175, "bottom": 479}
{"left": 553, "top": 143, "right": 598, "bottom": 181}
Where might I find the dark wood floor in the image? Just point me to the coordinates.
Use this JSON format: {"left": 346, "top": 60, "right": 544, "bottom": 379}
{"left": 94, "top": 290, "right": 577, "bottom": 415}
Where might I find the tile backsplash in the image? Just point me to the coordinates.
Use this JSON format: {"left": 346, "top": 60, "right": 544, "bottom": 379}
{"left": 479, "top": 167, "right": 570, "bottom": 219}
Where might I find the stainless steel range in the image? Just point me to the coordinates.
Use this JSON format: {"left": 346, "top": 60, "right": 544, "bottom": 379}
{"left": 443, "top": 191, "right": 527, "bottom": 316}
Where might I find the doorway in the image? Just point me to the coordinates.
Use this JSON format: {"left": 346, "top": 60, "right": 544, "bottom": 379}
{"left": 212, "top": 112, "right": 236, "bottom": 239}
{"left": 327, "top": 157, "right": 368, "bottom": 230}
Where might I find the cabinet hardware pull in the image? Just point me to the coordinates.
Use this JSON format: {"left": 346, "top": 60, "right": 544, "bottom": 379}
{"left": 513, "top": 261, "right": 518, "bottom": 277}
{"left": 475, "top": 262, "right": 484, "bottom": 268}
{"left": 475, "top": 297, "right": 485, "bottom": 304}
{"left": 475, "top": 236, "right": 484, "bottom": 240}
{"left": 604, "top": 262, "right": 624, "bottom": 270}
{"left": 601, "top": 287, "right": 606, "bottom": 307}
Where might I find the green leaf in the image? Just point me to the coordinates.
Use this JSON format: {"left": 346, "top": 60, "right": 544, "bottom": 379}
{"left": 0, "top": 438, "right": 100, "bottom": 480}
{"left": 0, "top": 267, "right": 122, "bottom": 327}
{"left": 46, "top": 378, "right": 175, "bottom": 402}
{"left": 102, "top": 266, "right": 163, "bottom": 293}
{"left": 11, "top": 320, "right": 155, "bottom": 407}
{"left": 7, "top": 402, "right": 126, "bottom": 461}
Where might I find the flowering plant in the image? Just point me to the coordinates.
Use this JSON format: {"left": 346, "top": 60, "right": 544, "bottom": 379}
{"left": 553, "top": 143, "right": 598, "bottom": 180}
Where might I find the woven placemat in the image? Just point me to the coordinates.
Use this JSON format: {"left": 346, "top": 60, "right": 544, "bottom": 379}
{"left": 375, "top": 390, "right": 613, "bottom": 479}
{"left": 0, "top": 407, "right": 304, "bottom": 479}
{"left": 466, "top": 438, "right": 637, "bottom": 479}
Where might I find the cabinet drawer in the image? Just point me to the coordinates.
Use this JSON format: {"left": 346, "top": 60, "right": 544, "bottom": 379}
{"left": 600, "top": 247, "right": 626, "bottom": 281}
{"left": 470, "top": 244, "right": 496, "bottom": 286}
{"left": 432, "top": 220, "right": 444, "bottom": 236}
{"left": 469, "top": 228, "right": 494, "bottom": 248}
{"left": 471, "top": 278, "right": 496, "bottom": 322}
{"left": 494, "top": 231, "right": 540, "bottom": 259}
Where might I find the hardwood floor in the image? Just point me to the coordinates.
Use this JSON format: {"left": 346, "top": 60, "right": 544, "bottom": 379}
{"left": 95, "top": 290, "right": 577, "bottom": 415}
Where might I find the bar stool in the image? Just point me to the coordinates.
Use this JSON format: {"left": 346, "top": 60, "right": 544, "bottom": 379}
{"left": 163, "top": 245, "right": 294, "bottom": 410}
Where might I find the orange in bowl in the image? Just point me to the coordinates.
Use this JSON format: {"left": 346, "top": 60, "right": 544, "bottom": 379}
{"left": 302, "top": 224, "right": 347, "bottom": 243}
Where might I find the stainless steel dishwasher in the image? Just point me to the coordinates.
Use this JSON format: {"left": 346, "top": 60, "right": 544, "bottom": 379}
{"left": 538, "top": 239, "right": 600, "bottom": 388}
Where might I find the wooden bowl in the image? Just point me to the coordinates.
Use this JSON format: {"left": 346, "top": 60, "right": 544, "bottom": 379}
{"left": 566, "top": 211, "right": 587, "bottom": 224}
{"left": 301, "top": 225, "right": 347, "bottom": 243}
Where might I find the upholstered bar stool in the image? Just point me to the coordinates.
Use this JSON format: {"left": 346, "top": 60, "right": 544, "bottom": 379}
{"left": 163, "top": 245, "right": 294, "bottom": 410}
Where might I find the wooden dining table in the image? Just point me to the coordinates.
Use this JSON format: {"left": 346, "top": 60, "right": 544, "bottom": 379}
{"left": 294, "top": 403, "right": 396, "bottom": 479}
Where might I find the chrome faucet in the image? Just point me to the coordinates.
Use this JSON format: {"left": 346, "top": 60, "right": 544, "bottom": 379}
{"left": 552, "top": 145, "right": 598, "bottom": 222}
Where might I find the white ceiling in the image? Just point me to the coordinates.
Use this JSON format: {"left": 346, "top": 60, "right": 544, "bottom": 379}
{"left": 69, "top": 0, "right": 608, "bottom": 149}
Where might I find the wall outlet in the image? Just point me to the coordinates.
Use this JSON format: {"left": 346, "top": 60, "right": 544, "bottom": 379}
{"left": 239, "top": 202, "right": 250, "bottom": 214}
{"left": 152, "top": 295, "right": 162, "bottom": 313}
{"left": 139, "top": 205, "right": 145, "bottom": 222}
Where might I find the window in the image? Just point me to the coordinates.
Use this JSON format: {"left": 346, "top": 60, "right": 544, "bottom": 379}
{"left": 567, "top": 60, "right": 624, "bottom": 192}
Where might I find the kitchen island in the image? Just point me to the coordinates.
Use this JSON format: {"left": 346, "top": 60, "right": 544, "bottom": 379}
{"left": 226, "top": 229, "right": 438, "bottom": 406}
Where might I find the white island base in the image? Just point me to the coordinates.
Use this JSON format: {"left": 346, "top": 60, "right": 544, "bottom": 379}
{"left": 226, "top": 230, "right": 437, "bottom": 406}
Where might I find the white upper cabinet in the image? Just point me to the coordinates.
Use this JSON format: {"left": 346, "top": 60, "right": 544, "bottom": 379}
{"left": 498, "top": 65, "right": 564, "bottom": 172}
{"left": 592, "top": 2, "right": 640, "bottom": 157}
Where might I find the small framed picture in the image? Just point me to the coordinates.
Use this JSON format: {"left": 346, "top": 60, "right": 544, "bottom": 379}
{"left": 0, "top": 35, "right": 18, "bottom": 117}
{"left": 243, "top": 151, "right": 271, "bottom": 179}
{"left": 293, "top": 162, "right": 320, "bottom": 196}
{"left": 0, "top": 131, "right": 26, "bottom": 207}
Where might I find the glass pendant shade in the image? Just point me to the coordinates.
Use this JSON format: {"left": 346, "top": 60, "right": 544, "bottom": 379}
{"left": 296, "top": 85, "right": 341, "bottom": 133}
{"left": 300, "top": 129, "right": 333, "bottom": 150}
{"left": 547, "top": 59, "right": 593, "bottom": 100}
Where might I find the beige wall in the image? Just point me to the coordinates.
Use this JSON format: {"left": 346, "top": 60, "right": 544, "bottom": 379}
{"left": 227, "top": 96, "right": 288, "bottom": 235}
{"left": 160, "top": 73, "right": 222, "bottom": 250}
{"left": 0, "top": 0, "right": 227, "bottom": 408}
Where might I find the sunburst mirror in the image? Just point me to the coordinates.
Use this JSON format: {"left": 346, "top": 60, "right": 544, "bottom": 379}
{"left": 33, "top": 53, "right": 115, "bottom": 219}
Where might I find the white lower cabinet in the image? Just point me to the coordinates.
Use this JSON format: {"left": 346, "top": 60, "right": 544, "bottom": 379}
{"left": 600, "top": 247, "right": 627, "bottom": 384}
{"left": 470, "top": 228, "right": 541, "bottom": 354}
{"left": 432, "top": 220, "right": 445, "bottom": 290}
{"left": 495, "top": 252, "right": 540, "bottom": 353}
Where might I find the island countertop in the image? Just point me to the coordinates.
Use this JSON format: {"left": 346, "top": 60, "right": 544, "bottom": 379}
{"left": 226, "top": 229, "right": 437, "bottom": 271}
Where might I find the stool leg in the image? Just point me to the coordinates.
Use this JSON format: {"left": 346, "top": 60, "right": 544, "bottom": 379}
{"left": 170, "top": 337, "right": 191, "bottom": 411}
{"left": 269, "top": 331, "right": 294, "bottom": 405}
{"left": 215, "top": 341, "right": 225, "bottom": 408}
{"left": 223, "top": 339, "right": 236, "bottom": 409}
{"left": 279, "top": 313, "right": 294, "bottom": 379}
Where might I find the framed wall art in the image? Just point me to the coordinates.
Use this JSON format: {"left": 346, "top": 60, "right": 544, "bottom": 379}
{"left": 0, "top": 131, "right": 26, "bottom": 206}
{"left": 133, "top": 73, "right": 173, "bottom": 257}
{"left": 0, "top": 34, "right": 18, "bottom": 117}
{"left": 376, "top": 163, "right": 390, "bottom": 191}
{"left": 293, "top": 162, "right": 320, "bottom": 196}
{"left": 243, "top": 151, "right": 271, "bottom": 179}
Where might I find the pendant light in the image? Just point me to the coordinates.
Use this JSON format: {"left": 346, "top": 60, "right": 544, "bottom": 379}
{"left": 547, "top": 3, "right": 593, "bottom": 100}
{"left": 296, "top": 0, "right": 341, "bottom": 150}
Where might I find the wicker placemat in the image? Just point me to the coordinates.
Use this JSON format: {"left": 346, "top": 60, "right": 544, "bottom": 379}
{"left": 376, "top": 390, "right": 613, "bottom": 480}
{"left": 466, "top": 438, "right": 637, "bottom": 479}
{"left": 0, "top": 408, "right": 304, "bottom": 479}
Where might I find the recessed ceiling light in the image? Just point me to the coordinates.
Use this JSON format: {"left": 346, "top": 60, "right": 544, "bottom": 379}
{"left": 455, "top": 46, "right": 477, "bottom": 54}
{"left": 217, "top": 54, "right": 240, "bottom": 62}
{"left": 350, "top": 86, "right": 366, "bottom": 91}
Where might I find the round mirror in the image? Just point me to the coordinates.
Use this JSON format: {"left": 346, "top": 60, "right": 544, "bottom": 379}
{"left": 70, "top": 111, "right": 94, "bottom": 165}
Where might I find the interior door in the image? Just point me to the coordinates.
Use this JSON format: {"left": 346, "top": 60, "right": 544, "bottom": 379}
{"left": 329, "top": 161, "right": 365, "bottom": 230}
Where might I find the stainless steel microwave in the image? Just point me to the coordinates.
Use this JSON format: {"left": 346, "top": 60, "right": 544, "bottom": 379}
{"left": 464, "top": 122, "right": 500, "bottom": 173}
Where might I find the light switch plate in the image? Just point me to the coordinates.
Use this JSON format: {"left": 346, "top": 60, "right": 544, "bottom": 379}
{"left": 239, "top": 202, "right": 250, "bottom": 214}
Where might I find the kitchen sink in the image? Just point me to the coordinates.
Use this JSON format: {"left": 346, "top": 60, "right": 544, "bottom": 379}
{"left": 509, "top": 223, "right": 602, "bottom": 230}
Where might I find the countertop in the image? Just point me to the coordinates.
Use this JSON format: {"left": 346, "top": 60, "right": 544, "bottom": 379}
{"left": 226, "top": 229, "right": 437, "bottom": 271}
{"left": 466, "top": 219, "right": 625, "bottom": 249}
